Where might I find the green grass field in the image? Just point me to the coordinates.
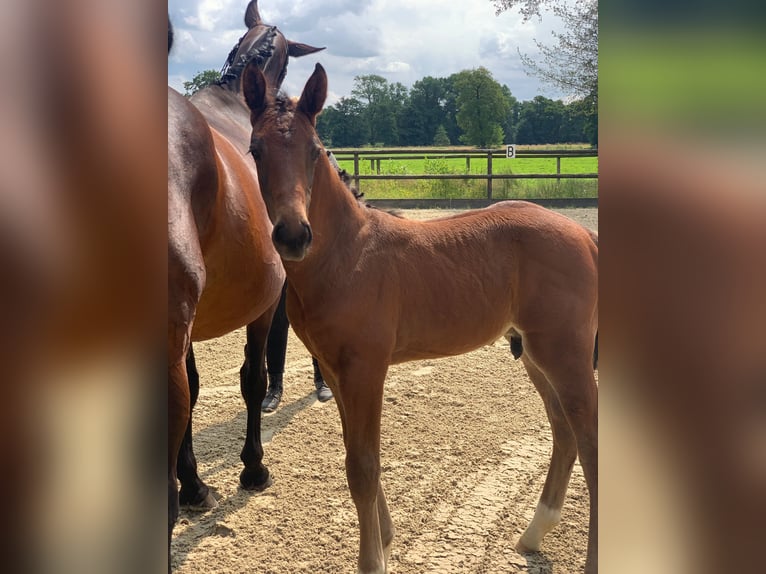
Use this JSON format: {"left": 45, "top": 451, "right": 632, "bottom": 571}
{"left": 333, "top": 147, "right": 598, "bottom": 200}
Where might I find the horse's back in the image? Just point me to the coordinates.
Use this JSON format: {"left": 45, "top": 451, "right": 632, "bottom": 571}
{"left": 358, "top": 202, "right": 598, "bottom": 361}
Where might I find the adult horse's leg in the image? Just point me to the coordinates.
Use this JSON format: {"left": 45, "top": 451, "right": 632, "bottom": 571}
{"left": 176, "top": 344, "right": 217, "bottom": 508}
{"left": 522, "top": 330, "right": 598, "bottom": 574}
{"left": 515, "top": 357, "right": 578, "bottom": 553}
{"left": 168, "top": 323, "right": 193, "bottom": 569}
{"left": 239, "top": 303, "right": 278, "bottom": 490}
{"left": 337, "top": 358, "right": 389, "bottom": 574}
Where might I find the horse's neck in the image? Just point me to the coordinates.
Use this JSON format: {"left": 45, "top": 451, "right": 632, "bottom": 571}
{"left": 286, "top": 156, "right": 368, "bottom": 281}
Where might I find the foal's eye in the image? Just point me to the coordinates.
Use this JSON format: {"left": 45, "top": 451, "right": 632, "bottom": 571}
{"left": 249, "top": 147, "right": 260, "bottom": 161}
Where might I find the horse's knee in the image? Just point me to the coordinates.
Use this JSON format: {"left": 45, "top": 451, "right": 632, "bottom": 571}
{"left": 345, "top": 449, "right": 380, "bottom": 502}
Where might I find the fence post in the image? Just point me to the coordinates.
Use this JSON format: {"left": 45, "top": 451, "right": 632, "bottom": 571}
{"left": 486, "top": 150, "right": 493, "bottom": 200}
{"left": 353, "top": 152, "right": 360, "bottom": 193}
{"left": 556, "top": 155, "right": 561, "bottom": 187}
{"left": 466, "top": 156, "right": 470, "bottom": 172}
{"left": 376, "top": 159, "right": 381, "bottom": 175}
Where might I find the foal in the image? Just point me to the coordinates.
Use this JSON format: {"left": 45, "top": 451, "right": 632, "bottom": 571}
{"left": 242, "top": 63, "right": 599, "bottom": 573}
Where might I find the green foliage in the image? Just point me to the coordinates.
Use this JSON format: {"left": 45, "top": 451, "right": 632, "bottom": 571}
{"left": 183, "top": 69, "right": 220, "bottom": 96}
{"left": 452, "top": 68, "right": 509, "bottom": 147}
{"left": 432, "top": 125, "right": 451, "bottom": 146}
{"left": 317, "top": 66, "right": 597, "bottom": 148}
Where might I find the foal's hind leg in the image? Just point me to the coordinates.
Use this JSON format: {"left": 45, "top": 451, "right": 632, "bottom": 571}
{"left": 176, "top": 344, "right": 217, "bottom": 509}
{"left": 516, "top": 357, "right": 577, "bottom": 553}
{"left": 522, "top": 331, "right": 598, "bottom": 573}
{"left": 238, "top": 304, "right": 278, "bottom": 490}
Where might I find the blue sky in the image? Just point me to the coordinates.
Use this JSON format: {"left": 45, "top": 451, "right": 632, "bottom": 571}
{"left": 168, "top": 0, "right": 566, "bottom": 104}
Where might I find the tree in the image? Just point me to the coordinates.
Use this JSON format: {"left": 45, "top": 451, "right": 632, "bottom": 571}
{"left": 317, "top": 97, "right": 369, "bottom": 147}
{"left": 491, "top": 0, "right": 597, "bottom": 103}
{"left": 452, "top": 68, "right": 509, "bottom": 147}
{"left": 400, "top": 77, "right": 450, "bottom": 146}
{"left": 432, "top": 125, "right": 451, "bottom": 146}
{"left": 183, "top": 69, "right": 220, "bottom": 96}
{"left": 515, "top": 96, "right": 565, "bottom": 144}
{"left": 500, "top": 85, "right": 520, "bottom": 143}
{"left": 351, "top": 75, "right": 405, "bottom": 146}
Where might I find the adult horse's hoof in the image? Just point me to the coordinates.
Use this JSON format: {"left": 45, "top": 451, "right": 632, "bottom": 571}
{"left": 240, "top": 466, "right": 273, "bottom": 491}
{"left": 180, "top": 490, "right": 218, "bottom": 511}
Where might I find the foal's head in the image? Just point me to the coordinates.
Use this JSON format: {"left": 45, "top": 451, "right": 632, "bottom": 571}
{"left": 242, "top": 62, "right": 328, "bottom": 261}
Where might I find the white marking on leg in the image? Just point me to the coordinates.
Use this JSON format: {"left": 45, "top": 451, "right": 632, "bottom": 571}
{"left": 517, "top": 502, "right": 561, "bottom": 552}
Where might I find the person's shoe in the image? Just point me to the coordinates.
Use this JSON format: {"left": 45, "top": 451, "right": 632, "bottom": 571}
{"left": 314, "top": 378, "right": 333, "bottom": 403}
{"left": 261, "top": 373, "right": 283, "bottom": 413}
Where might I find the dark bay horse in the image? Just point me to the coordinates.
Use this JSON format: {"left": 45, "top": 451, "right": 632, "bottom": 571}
{"left": 241, "top": 62, "right": 599, "bottom": 573}
{"left": 168, "top": 1, "right": 323, "bottom": 562}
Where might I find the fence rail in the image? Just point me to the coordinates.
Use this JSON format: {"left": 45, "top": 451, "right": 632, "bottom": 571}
{"left": 328, "top": 147, "right": 598, "bottom": 200}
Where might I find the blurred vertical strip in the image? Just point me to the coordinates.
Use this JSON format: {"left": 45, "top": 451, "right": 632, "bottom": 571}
{"left": 0, "top": 0, "right": 166, "bottom": 572}
{"left": 600, "top": 2, "right": 766, "bottom": 574}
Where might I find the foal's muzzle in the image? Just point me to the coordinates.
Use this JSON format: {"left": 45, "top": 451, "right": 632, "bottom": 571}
{"left": 272, "top": 219, "right": 312, "bottom": 261}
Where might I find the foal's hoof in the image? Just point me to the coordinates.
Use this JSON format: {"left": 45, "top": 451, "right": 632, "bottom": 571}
{"left": 515, "top": 537, "right": 540, "bottom": 554}
{"left": 239, "top": 466, "right": 273, "bottom": 491}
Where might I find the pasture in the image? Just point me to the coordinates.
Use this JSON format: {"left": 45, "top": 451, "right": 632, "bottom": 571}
{"left": 171, "top": 207, "right": 597, "bottom": 574}
{"left": 333, "top": 146, "right": 599, "bottom": 201}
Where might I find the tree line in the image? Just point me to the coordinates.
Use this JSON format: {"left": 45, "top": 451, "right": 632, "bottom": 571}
{"left": 183, "top": 66, "right": 597, "bottom": 148}
{"left": 317, "top": 67, "right": 597, "bottom": 148}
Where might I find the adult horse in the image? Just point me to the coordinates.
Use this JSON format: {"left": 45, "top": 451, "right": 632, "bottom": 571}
{"left": 167, "top": 1, "right": 323, "bottom": 564}
{"left": 241, "top": 63, "right": 599, "bottom": 573}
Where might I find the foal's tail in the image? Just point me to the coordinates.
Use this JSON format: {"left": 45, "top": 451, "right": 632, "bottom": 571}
{"left": 589, "top": 229, "right": 598, "bottom": 370}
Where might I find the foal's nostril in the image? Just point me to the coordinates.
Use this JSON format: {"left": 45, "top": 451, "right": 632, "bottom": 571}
{"left": 302, "top": 222, "right": 313, "bottom": 245}
{"left": 272, "top": 221, "right": 287, "bottom": 244}
{"left": 272, "top": 220, "right": 312, "bottom": 254}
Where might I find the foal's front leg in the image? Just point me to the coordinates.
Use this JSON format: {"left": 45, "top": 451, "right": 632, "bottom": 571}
{"left": 338, "top": 359, "right": 389, "bottom": 574}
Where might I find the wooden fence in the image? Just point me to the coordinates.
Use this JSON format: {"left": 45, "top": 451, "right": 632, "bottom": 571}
{"left": 329, "top": 147, "right": 598, "bottom": 205}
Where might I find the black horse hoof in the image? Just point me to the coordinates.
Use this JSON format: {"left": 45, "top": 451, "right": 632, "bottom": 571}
{"left": 240, "top": 466, "right": 272, "bottom": 491}
{"left": 179, "top": 484, "right": 217, "bottom": 509}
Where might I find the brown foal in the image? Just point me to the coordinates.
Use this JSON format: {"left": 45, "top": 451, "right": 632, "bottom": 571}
{"left": 242, "top": 62, "right": 598, "bottom": 573}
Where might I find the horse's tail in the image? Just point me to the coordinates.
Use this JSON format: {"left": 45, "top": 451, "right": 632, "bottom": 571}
{"left": 244, "top": 0, "right": 263, "bottom": 28}
{"left": 168, "top": 17, "right": 174, "bottom": 54}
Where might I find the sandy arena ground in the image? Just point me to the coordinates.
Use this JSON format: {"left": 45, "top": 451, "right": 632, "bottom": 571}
{"left": 171, "top": 207, "right": 598, "bottom": 574}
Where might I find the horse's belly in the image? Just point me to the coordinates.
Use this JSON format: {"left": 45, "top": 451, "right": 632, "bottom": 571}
{"left": 391, "top": 313, "right": 515, "bottom": 364}
{"left": 192, "top": 255, "right": 284, "bottom": 341}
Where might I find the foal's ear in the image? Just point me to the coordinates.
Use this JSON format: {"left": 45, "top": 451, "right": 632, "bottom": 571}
{"left": 242, "top": 60, "right": 269, "bottom": 119}
{"left": 297, "top": 63, "right": 327, "bottom": 125}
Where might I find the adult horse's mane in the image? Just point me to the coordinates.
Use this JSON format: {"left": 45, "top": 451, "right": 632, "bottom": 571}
{"left": 219, "top": 26, "right": 279, "bottom": 88}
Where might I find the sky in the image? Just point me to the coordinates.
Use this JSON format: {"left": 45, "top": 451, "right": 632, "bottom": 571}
{"left": 168, "top": 0, "right": 567, "bottom": 105}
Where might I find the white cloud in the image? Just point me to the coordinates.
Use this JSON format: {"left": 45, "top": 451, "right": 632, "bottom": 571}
{"left": 381, "top": 61, "right": 410, "bottom": 73}
{"left": 168, "top": 0, "right": 571, "bottom": 102}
